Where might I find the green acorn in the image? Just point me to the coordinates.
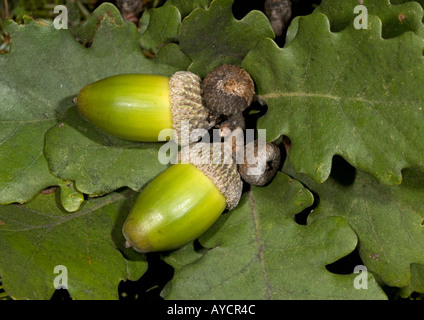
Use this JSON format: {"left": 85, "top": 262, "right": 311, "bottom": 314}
{"left": 76, "top": 71, "right": 215, "bottom": 144}
{"left": 122, "top": 143, "right": 243, "bottom": 253}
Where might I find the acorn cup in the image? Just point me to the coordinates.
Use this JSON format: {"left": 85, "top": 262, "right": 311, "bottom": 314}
{"left": 122, "top": 142, "right": 243, "bottom": 253}
{"left": 76, "top": 71, "right": 216, "bottom": 144}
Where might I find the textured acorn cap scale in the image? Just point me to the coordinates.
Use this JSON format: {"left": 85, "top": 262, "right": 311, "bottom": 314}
{"left": 169, "top": 71, "right": 217, "bottom": 145}
{"left": 179, "top": 142, "right": 243, "bottom": 210}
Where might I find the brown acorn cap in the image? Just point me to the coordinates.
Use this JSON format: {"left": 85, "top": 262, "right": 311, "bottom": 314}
{"left": 178, "top": 142, "right": 243, "bottom": 210}
{"left": 238, "top": 140, "right": 281, "bottom": 186}
{"left": 169, "top": 71, "right": 217, "bottom": 145}
{"left": 202, "top": 65, "right": 255, "bottom": 116}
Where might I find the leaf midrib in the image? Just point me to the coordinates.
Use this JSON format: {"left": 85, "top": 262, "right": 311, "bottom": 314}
{"left": 0, "top": 192, "right": 126, "bottom": 233}
{"left": 258, "top": 91, "right": 420, "bottom": 107}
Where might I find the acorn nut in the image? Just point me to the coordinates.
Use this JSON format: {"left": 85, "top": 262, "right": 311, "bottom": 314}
{"left": 202, "top": 64, "right": 255, "bottom": 116}
{"left": 122, "top": 143, "right": 243, "bottom": 253}
{"left": 238, "top": 140, "right": 281, "bottom": 186}
{"left": 76, "top": 72, "right": 215, "bottom": 144}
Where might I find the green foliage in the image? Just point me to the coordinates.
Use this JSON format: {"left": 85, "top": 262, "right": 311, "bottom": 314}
{"left": 316, "top": 0, "right": 424, "bottom": 38}
{"left": 164, "top": 0, "right": 212, "bottom": 17}
{"left": 45, "top": 107, "right": 169, "bottom": 198}
{"left": 0, "top": 189, "right": 144, "bottom": 300}
{"left": 243, "top": 11, "right": 424, "bottom": 185}
{"left": 163, "top": 173, "right": 386, "bottom": 299}
{"left": 284, "top": 159, "right": 424, "bottom": 290}
{"left": 0, "top": 4, "right": 178, "bottom": 205}
{"left": 179, "top": 0, "right": 274, "bottom": 77}
{"left": 0, "top": 0, "right": 423, "bottom": 300}
{"left": 139, "top": 5, "right": 181, "bottom": 55}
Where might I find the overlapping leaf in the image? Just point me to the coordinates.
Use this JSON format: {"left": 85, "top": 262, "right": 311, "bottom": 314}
{"left": 393, "top": 0, "right": 424, "bottom": 7}
{"left": 163, "top": 173, "right": 386, "bottom": 299}
{"left": 2, "top": 0, "right": 423, "bottom": 300}
{"left": 399, "top": 264, "right": 424, "bottom": 297}
{"left": 139, "top": 5, "right": 181, "bottom": 55}
{"left": 137, "top": 5, "right": 191, "bottom": 70}
{"left": 45, "top": 107, "right": 169, "bottom": 197}
{"left": 283, "top": 159, "right": 424, "bottom": 290}
{"left": 179, "top": 0, "right": 274, "bottom": 77}
{"left": 56, "top": 179, "right": 84, "bottom": 213}
{"left": 0, "top": 3, "right": 180, "bottom": 205}
{"left": 164, "top": 0, "right": 212, "bottom": 18}
{"left": 316, "top": 0, "right": 424, "bottom": 38}
{"left": 243, "top": 11, "right": 424, "bottom": 185}
{"left": 0, "top": 189, "right": 144, "bottom": 300}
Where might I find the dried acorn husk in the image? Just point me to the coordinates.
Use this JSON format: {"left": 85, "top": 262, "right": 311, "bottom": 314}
{"left": 76, "top": 72, "right": 215, "bottom": 144}
{"left": 202, "top": 64, "right": 255, "bottom": 116}
{"left": 264, "top": 0, "right": 292, "bottom": 37}
{"left": 122, "top": 143, "right": 243, "bottom": 253}
{"left": 238, "top": 140, "right": 281, "bottom": 186}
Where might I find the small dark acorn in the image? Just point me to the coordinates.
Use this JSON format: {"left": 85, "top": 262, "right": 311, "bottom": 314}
{"left": 202, "top": 64, "right": 255, "bottom": 116}
{"left": 238, "top": 140, "right": 281, "bottom": 186}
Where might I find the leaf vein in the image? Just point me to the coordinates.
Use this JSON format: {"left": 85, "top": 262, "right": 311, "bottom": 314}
{"left": 0, "top": 192, "right": 126, "bottom": 232}
{"left": 248, "top": 191, "right": 272, "bottom": 300}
